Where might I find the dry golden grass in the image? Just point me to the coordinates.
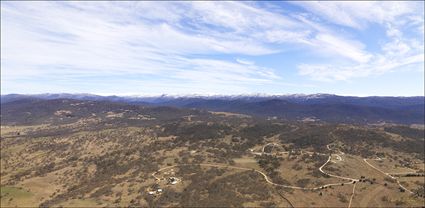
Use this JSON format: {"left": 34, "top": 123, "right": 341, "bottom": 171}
{"left": 0, "top": 186, "right": 38, "bottom": 207}
{"left": 352, "top": 181, "right": 424, "bottom": 207}
{"left": 367, "top": 159, "right": 417, "bottom": 174}
{"left": 1, "top": 124, "right": 423, "bottom": 207}
{"left": 398, "top": 176, "right": 424, "bottom": 191}
{"left": 325, "top": 155, "right": 385, "bottom": 180}
{"left": 283, "top": 185, "right": 353, "bottom": 207}
{"left": 57, "top": 198, "right": 105, "bottom": 207}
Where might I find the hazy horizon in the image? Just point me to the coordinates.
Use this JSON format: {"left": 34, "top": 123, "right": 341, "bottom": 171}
{"left": 2, "top": 92, "right": 425, "bottom": 98}
{"left": 1, "top": 3, "right": 425, "bottom": 206}
{"left": 1, "top": 1, "right": 424, "bottom": 96}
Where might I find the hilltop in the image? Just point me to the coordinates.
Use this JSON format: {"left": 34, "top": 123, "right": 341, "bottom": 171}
{"left": 2, "top": 94, "right": 424, "bottom": 124}
{"left": 1, "top": 98, "right": 424, "bottom": 207}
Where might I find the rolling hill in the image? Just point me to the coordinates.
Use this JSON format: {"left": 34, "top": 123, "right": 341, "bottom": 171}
{"left": 2, "top": 94, "right": 424, "bottom": 124}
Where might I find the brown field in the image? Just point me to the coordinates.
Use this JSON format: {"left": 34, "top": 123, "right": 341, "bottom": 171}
{"left": 368, "top": 159, "right": 418, "bottom": 174}
{"left": 1, "top": 119, "right": 424, "bottom": 207}
{"left": 324, "top": 155, "right": 386, "bottom": 180}
{"left": 283, "top": 185, "right": 353, "bottom": 207}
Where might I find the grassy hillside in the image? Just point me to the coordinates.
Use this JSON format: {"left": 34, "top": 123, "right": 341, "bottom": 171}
{"left": 1, "top": 99, "right": 424, "bottom": 207}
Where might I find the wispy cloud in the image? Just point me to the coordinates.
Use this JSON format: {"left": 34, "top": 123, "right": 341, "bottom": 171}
{"left": 298, "top": 53, "right": 424, "bottom": 82}
{"left": 292, "top": 1, "right": 421, "bottom": 29}
{"left": 294, "top": 1, "right": 424, "bottom": 82}
{"left": 1, "top": 1, "right": 423, "bottom": 95}
{"left": 1, "top": 2, "right": 284, "bottom": 93}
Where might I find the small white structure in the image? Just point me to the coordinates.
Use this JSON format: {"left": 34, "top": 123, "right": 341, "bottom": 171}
{"left": 148, "top": 191, "right": 156, "bottom": 195}
{"left": 157, "top": 188, "right": 163, "bottom": 193}
{"left": 168, "top": 177, "right": 179, "bottom": 185}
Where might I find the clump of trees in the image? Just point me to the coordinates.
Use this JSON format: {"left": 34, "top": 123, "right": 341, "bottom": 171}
{"left": 152, "top": 168, "right": 273, "bottom": 207}
{"left": 160, "top": 122, "right": 231, "bottom": 142}
{"left": 257, "top": 155, "right": 280, "bottom": 173}
{"left": 384, "top": 126, "right": 424, "bottom": 140}
{"left": 279, "top": 125, "right": 334, "bottom": 152}
{"left": 337, "top": 193, "right": 348, "bottom": 203}
{"left": 296, "top": 178, "right": 311, "bottom": 187}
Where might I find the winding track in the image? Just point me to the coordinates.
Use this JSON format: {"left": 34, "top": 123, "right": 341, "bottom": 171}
{"left": 255, "top": 142, "right": 327, "bottom": 157}
{"left": 152, "top": 143, "right": 419, "bottom": 207}
{"left": 319, "top": 156, "right": 358, "bottom": 182}
{"left": 262, "top": 142, "right": 279, "bottom": 153}
{"left": 152, "top": 161, "right": 356, "bottom": 190}
{"left": 152, "top": 144, "right": 358, "bottom": 191}
{"left": 348, "top": 183, "right": 357, "bottom": 208}
{"left": 363, "top": 158, "right": 416, "bottom": 195}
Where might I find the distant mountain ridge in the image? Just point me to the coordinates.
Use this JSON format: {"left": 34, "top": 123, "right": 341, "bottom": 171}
{"left": 1, "top": 93, "right": 424, "bottom": 124}
{"left": 0, "top": 98, "right": 202, "bottom": 126}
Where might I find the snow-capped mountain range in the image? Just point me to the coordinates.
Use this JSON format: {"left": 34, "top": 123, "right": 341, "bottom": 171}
{"left": 1, "top": 93, "right": 424, "bottom": 124}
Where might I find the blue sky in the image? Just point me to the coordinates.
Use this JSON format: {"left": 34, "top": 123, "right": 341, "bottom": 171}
{"left": 1, "top": 1, "right": 424, "bottom": 96}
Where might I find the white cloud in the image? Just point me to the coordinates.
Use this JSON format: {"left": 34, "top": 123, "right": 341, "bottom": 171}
{"left": 292, "top": 1, "right": 420, "bottom": 29}
{"left": 236, "top": 59, "right": 254, "bottom": 65}
{"left": 312, "top": 34, "right": 372, "bottom": 63}
{"left": 1, "top": 1, "right": 423, "bottom": 94}
{"left": 1, "top": 1, "right": 284, "bottom": 93}
{"left": 293, "top": 1, "right": 424, "bottom": 82}
{"left": 298, "top": 53, "right": 424, "bottom": 81}
{"left": 187, "top": 1, "right": 299, "bottom": 32}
